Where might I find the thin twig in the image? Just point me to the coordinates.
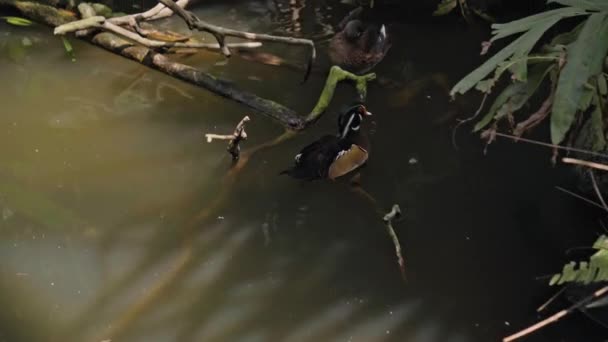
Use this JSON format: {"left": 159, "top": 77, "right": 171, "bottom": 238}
{"left": 503, "top": 286, "right": 608, "bottom": 342}
{"left": 555, "top": 186, "right": 608, "bottom": 212}
{"left": 493, "top": 132, "right": 608, "bottom": 159}
{"left": 589, "top": 170, "right": 608, "bottom": 211}
{"left": 383, "top": 204, "right": 406, "bottom": 281}
{"left": 452, "top": 93, "right": 488, "bottom": 150}
{"left": 563, "top": 157, "right": 608, "bottom": 172}
{"left": 537, "top": 286, "right": 567, "bottom": 313}
{"left": 513, "top": 94, "right": 553, "bottom": 137}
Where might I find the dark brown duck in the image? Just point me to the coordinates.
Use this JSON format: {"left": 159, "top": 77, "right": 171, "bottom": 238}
{"left": 328, "top": 7, "right": 391, "bottom": 75}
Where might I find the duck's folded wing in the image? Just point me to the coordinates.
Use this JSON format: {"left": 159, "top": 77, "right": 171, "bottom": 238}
{"left": 328, "top": 144, "right": 368, "bottom": 180}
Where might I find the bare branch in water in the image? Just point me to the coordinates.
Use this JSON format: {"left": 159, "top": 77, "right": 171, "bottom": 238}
{"left": 205, "top": 116, "right": 250, "bottom": 161}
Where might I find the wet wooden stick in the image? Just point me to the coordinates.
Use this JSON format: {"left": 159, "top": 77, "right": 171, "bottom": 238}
{"left": 383, "top": 204, "right": 406, "bottom": 281}
{"left": 503, "top": 285, "right": 608, "bottom": 342}
{"left": 205, "top": 116, "right": 250, "bottom": 160}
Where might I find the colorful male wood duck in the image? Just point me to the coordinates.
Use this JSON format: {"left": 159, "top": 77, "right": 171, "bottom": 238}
{"left": 281, "top": 103, "right": 372, "bottom": 180}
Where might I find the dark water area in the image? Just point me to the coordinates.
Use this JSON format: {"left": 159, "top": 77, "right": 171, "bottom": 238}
{"left": 0, "top": 1, "right": 607, "bottom": 341}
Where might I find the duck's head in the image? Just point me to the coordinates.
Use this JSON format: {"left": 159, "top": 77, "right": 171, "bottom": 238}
{"left": 337, "top": 103, "right": 372, "bottom": 139}
{"left": 343, "top": 20, "right": 388, "bottom": 54}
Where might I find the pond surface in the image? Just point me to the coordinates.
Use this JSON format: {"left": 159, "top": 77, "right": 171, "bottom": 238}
{"left": 0, "top": 1, "right": 606, "bottom": 341}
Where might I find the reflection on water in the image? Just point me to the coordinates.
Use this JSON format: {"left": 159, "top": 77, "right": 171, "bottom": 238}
{"left": 0, "top": 1, "right": 605, "bottom": 341}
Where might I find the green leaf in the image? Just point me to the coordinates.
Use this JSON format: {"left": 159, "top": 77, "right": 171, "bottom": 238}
{"left": 1, "top": 16, "right": 33, "bottom": 26}
{"left": 549, "top": 21, "right": 585, "bottom": 46}
{"left": 551, "top": 13, "right": 608, "bottom": 144}
{"left": 576, "top": 94, "right": 606, "bottom": 151}
{"left": 589, "top": 99, "right": 606, "bottom": 151}
{"left": 598, "top": 74, "right": 608, "bottom": 95}
{"left": 508, "top": 19, "right": 563, "bottom": 81}
{"left": 490, "top": 7, "right": 588, "bottom": 42}
{"left": 433, "top": 0, "right": 458, "bottom": 16}
{"left": 474, "top": 63, "right": 553, "bottom": 131}
{"left": 548, "top": 0, "right": 608, "bottom": 12}
{"left": 61, "top": 37, "right": 76, "bottom": 62}
{"left": 451, "top": 17, "right": 560, "bottom": 97}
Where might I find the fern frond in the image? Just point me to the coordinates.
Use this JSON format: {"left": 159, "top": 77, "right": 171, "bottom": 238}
{"left": 550, "top": 235, "right": 608, "bottom": 285}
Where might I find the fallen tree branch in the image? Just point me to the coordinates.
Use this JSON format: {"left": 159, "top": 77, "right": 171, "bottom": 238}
{"left": 91, "top": 32, "right": 303, "bottom": 128}
{"left": 54, "top": 13, "right": 263, "bottom": 51}
{"left": 53, "top": 14, "right": 103, "bottom": 34}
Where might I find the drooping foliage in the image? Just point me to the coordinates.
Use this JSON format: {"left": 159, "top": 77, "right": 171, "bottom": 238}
{"left": 449, "top": 0, "right": 608, "bottom": 146}
{"left": 550, "top": 235, "right": 608, "bottom": 285}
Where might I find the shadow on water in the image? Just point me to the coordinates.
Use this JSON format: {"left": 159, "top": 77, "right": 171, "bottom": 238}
{"left": 0, "top": 1, "right": 607, "bottom": 341}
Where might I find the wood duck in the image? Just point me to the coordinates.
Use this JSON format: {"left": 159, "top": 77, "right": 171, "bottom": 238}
{"left": 281, "top": 104, "right": 372, "bottom": 180}
{"left": 328, "top": 7, "right": 391, "bottom": 75}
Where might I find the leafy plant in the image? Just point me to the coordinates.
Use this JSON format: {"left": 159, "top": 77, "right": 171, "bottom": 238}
{"left": 451, "top": 0, "right": 608, "bottom": 146}
{"left": 433, "top": 0, "right": 495, "bottom": 23}
{"left": 550, "top": 235, "right": 608, "bottom": 285}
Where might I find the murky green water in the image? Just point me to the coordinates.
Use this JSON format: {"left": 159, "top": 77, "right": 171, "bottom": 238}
{"left": 0, "top": 1, "right": 606, "bottom": 341}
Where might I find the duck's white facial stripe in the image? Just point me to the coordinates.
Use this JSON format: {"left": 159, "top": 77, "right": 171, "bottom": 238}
{"left": 341, "top": 113, "right": 356, "bottom": 139}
